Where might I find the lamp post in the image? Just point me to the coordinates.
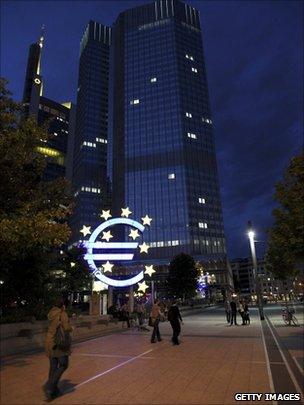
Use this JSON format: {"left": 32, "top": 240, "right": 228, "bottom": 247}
{"left": 247, "top": 221, "right": 264, "bottom": 320}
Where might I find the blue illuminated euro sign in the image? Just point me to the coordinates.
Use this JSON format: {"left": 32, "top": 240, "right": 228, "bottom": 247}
{"left": 83, "top": 218, "right": 145, "bottom": 287}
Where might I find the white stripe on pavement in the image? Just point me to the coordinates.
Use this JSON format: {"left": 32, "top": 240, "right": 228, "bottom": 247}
{"left": 75, "top": 349, "right": 154, "bottom": 389}
{"left": 265, "top": 316, "right": 304, "bottom": 397}
{"left": 74, "top": 353, "right": 154, "bottom": 360}
{"left": 260, "top": 317, "right": 276, "bottom": 405}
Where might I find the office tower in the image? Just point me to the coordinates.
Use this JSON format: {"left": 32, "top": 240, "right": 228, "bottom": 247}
{"left": 22, "top": 29, "right": 75, "bottom": 182}
{"left": 109, "top": 0, "right": 229, "bottom": 285}
{"left": 70, "top": 21, "right": 111, "bottom": 241}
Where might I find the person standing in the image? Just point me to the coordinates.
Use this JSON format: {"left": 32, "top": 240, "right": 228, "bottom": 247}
{"left": 224, "top": 300, "right": 231, "bottom": 324}
{"left": 150, "top": 299, "right": 162, "bottom": 343}
{"left": 44, "top": 298, "right": 73, "bottom": 400}
{"left": 121, "top": 303, "right": 131, "bottom": 328}
{"left": 244, "top": 301, "right": 250, "bottom": 325}
{"left": 238, "top": 300, "right": 245, "bottom": 325}
{"left": 135, "top": 301, "right": 147, "bottom": 331}
{"left": 167, "top": 301, "right": 183, "bottom": 345}
{"left": 230, "top": 298, "right": 238, "bottom": 325}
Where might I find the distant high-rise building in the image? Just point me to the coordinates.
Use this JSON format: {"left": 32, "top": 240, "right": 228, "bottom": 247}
{"left": 230, "top": 257, "right": 293, "bottom": 300}
{"left": 70, "top": 21, "right": 111, "bottom": 242}
{"left": 107, "top": 0, "right": 229, "bottom": 284}
{"left": 22, "top": 28, "right": 75, "bottom": 182}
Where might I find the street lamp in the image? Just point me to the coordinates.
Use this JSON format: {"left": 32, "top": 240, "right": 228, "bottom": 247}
{"left": 247, "top": 221, "right": 264, "bottom": 320}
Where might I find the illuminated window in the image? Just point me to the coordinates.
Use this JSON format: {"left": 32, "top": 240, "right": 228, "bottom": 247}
{"left": 172, "top": 240, "right": 179, "bottom": 246}
{"left": 191, "top": 67, "right": 198, "bottom": 73}
{"left": 199, "top": 222, "right": 208, "bottom": 229}
{"left": 199, "top": 198, "right": 206, "bottom": 204}
{"left": 187, "top": 132, "right": 197, "bottom": 139}
{"left": 37, "top": 146, "right": 64, "bottom": 166}
{"left": 185, "top": 112, "right": 192, "bottom": 118}
{"left": 81, "top": 186, "right": 101, "bottom": 194}
{"left": 185, "top": 54, "right": 194, "bottom": 61}
{"left": 82, "top": 141, "right": 96, "bottom": 148}
{"left": 150, "top": 77, "right": 157, "bottom": 83}
{"left": 96, "top": 138, "right": 107, "bottom": 143}
{"left": 168, "top": 173, "right": 175, "bottom": 179}
{"left": 130, "top": 99, "right": 140, "bottom": 105}
{"left": 202, "top": 117, "right": 212, "bottom": 124}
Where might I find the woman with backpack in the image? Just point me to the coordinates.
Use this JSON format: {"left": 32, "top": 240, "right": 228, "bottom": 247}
{"left": 44, "top": 298, "right": 73, "bottom": 400}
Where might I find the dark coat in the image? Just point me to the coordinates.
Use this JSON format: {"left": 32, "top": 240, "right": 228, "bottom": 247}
{"left": 230, "top": 301, "right": 237, "bottom": 313}
{"left": 168, "top": 305, "right": 182, "bottom": 323}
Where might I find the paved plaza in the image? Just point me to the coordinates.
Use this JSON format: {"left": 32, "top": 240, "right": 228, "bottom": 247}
{"left": 1, "top": 307, "right": 303, "bottom": 405}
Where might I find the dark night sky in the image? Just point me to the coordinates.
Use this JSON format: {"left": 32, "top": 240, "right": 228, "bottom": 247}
{"left": 1, "top": 0, "right": 303, "bottom": 259}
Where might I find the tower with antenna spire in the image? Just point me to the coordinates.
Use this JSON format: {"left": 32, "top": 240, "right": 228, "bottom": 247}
{"left": 22, "top": 25, "right": 45, "bottom": 117}
{"left": 21, "top": 26, "right": 76, "bottom": 182}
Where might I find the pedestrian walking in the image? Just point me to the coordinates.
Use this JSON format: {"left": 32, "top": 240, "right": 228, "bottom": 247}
{"left": 149, "top": 299, "right": 163, "bottom": 343}
{"left": 44, "top": 298, "right": 73, "bottom": 400}
{"left": 230, "top": 298, "right": 238, "bottom": 325}
{"left": 167, "top": 301, "right": 183, "bottom": 345}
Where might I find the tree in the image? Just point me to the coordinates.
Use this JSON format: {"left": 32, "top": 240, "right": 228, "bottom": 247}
{"left": 168, "top": 253, "right": 199, "bottom": 299}
{"left": 51, "top": 245, "right": 92, "bottom": 297}
{"left": 0, "top": 78, "right": 74, "bottom": 312}
{"left": 266, "top": 154, "right": 304, "bottom": 280}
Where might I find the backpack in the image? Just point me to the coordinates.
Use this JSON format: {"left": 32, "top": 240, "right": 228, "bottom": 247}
{"left": 54, "top": 314, "right": 71, "bottom": 351}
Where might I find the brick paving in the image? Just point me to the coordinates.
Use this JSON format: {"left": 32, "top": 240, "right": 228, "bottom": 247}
{"left": 1, "top": 309, "right": 272, "bottom": 405}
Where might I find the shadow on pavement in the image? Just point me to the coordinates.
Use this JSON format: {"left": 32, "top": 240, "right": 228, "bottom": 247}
{"left": 58, "top": 379, "right": 77, "bottom": 396}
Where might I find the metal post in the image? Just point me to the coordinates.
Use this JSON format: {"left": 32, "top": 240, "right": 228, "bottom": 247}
{"left": 129, "top": 285, "right": 134, "bottom": 312}
{"left": 151, "top": 280, "right": 155, "bottom": 304}
{"left": 248, "top": 221, "right": 264, "bottom": 320}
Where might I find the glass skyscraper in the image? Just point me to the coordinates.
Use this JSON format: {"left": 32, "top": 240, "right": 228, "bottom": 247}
{"left": 71, "top": 21, "right": 111, "bottom": 241}
{"left": 73, "top": 1, "right": 231, "bottom": 288}
{"left": 109, "top": 0, "right": 228, "bottom": 277}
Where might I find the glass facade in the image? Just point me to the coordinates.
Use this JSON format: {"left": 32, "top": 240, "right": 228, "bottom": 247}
{"left": 71, "top": 21, "right": 111, "bottom": 242}
{"left": 109, "top": 0, "right": 227, "bottom": 264}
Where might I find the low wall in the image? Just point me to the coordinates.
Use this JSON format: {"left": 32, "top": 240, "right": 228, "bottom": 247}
{"left": 1, "top": 305, "right": 214, "bottom": 357}
{"left": 0, "top": 315, "right": 122, "bottom": 357}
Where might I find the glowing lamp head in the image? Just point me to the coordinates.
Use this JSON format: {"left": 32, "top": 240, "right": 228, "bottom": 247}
{"left": 248, "top": 230, "right": 255, "bottom": 239}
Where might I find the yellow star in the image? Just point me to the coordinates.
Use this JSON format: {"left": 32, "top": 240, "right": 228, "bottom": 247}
{"left": 139, "top": 242, "right": 149, "bottom": 254}
{"left": 101, "top": 230, "right": 113, "bottom": 242}
{"left": 121, "top": 207, "right": 132, "bottom": 218}
{"left": 70, "top": 262, "right": 76, "bottom": 268}
{"left": 129, "top": 229, "right": 140, "bottom": 240}
{"left": 137, "top": 280, "right": 149, "bottom": 293}
{"left": 80, "top": 225, "right": 91, "bottom": 237}
{"left": 100, "top": 210, "right": 112, "bottom": 221}
{"left": 103, "top": 261, "right": 114, "bottom": 273}
{"left": 144, "top": 265, "right": 155, "bottom": 277}
{"left": 141, "top": 215, "right": 152, "bottom": 226}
